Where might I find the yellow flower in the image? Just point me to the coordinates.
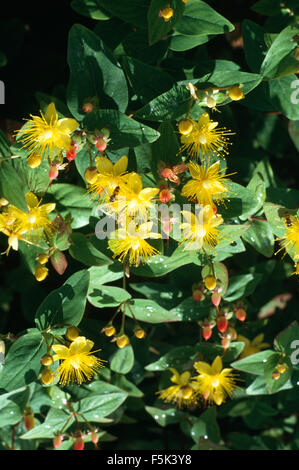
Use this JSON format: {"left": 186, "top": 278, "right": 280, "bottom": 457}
{"left": 88, "top": 155, "right": 129, "bottom": 200}
{"left": 238, "top": 334, "right": 270, "bottom": 359}
{"left": 276, "top": 214, "right": 299, "bottom": 261}
{"left": 193, "top": 356, "right": 239, "bottom": 406}
{"left": 157, "top": 368, "right": 199, "bottom": 409}
{"left": 181, "top": 161, "right": 232, "bottom": 206}
{"left": 0, "top": 211, "right": 27, "bottom": 254}
{"left": 110, "top": 172, "right": 159, "bottom": 221}
{"left": 108, "top": 220, "right": 160, "bottom": 267}
{"left": 179, "top": 112, "right": 233, "bottom": 160}
{"left": 17, "top": 102, "right": 78, "bottom": 160}
{"left": 8, "top": 192, "right": 56, "bottom": 240}
{"left": 180, "top": 205, "right": 223, "bottom": 251}
{"left": 52, "top": 336, "right": 105, "bottom": 386}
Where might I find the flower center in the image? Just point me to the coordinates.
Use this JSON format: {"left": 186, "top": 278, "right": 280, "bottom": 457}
{"left": 27, "top": 214, "right": 36, "bottom": 224}
{"left": 211, "top": 377, "right": 220, "bottom": 388}
{"left": 42, "top": 129, "right": 53, "bottom": 140}
{"left": 198, "top": 134, "right": 207, "bottom": 145}
{"left": 132, "top": 240, "right": 140, "bottom": 251}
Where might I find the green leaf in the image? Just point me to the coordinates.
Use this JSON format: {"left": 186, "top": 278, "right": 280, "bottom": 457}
{"left": 110, "top": 345, "right": 135, "bottom": 374}
{"left": 220, "top": 181, "right": 259, "bottom": 220}
{"left": 0, "top": 331, "right": 47, "bottom": 391}
{"left": 0, "top": 129, "right": 10, "bottom": 157}
{"left": 88, "top": 285, "right": 131, "bottom": 308}
{"left": 231, "top": 350, "right": 275, "bottom": 375}
{"left": 112, "top": 375, "right": 143, "bottom": 397}
{"left": 71, "top": 0, "right": 111, "bottom": 20}
{"left": 0, "top": 51, "right": 7, "bottom": 68}
{"left": 151, "top": 121, "right": 179, "bottom": 172}
{"left": 195, "top": 342, "right": 245, "bottom": 363}
{"left": 263, "top": 202, "right": 287, "bottom": 238}
{"left": 215, "top": 224, "right": 250, "bottom": 250}
{"left": 35, "top": 270, "right": 90, "bottom": 330}
{"left": 242, "top": 20, "right": 267, "bottom": 73}
{"left": 134, "top": 84, "right": 191, "bottom": 122}
{"left": 74, "top": 391, "right": 127, "bottom": 420}
{"left": 126, "top": 299, "right": 178, "bottom": 323}
{"left": 169, "top": 32, "right": 214, "bottom": 51}
{"left": 69, "top": 233, "right": 112, "bottom": 267}
{"left": 170, "top": 297, "right": 209, "bottom": 322}
{"left": 88, "top": 264, "right": 123, "bottom": 285}
{"left": 223, "top": 273, "right": 262, "bottom": 302}
{"left": 146, "top": 406, "right": 184, "bottom": 427}
{"left": 67, "top": 24, "right": 128, "bottom": 120}
{"left": 131, "top": 251, "right": 200, "bottom": 277}
{"left": 130, "top": 282, "right": 184, "bottom": 310}
{"left": 241, "top": 220, "right": 274, "bottom": 258}
{"left": 145, "top": 345, "right": 196, "bottom": 371}
{"left": 96, "top": 0, "right": 149, "bottom": 28}
{"left": 122, "top": 56, "right": 174, "bottom": 104}
{"left": 148, "top": 0, "right": 185, "bottom": 45}
{"left": 0, "top": 387, "right": 30, "bottom": 427}
{"left": 83, "top": 109, "right": 160, "bottom": 148}
{"left": 0, "top": 160, "right": 27, "bottom": 210}
{"left": 261, "top": 25, "right": 299, "bottom": 79}
{"left": 175, "top": 0, "right": 234, "bottom": 37}
{"left": 48, "top": 184, "right": 93, "bottom": 229}
{"left": 191, "top": 407, "right": 221, "bottom": 444}
{"left": 289, "top": 120, "right": 299, "bottom": 152}
{"left": 20, "top": 407, "right": 74, "bottom": 439}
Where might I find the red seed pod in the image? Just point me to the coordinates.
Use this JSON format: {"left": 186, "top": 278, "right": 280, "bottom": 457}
{"left": 162, "top": 220, "right": 173, "bottom": 236}
{"left": 82, "top": 102, "right": 94, "bottom": 113}
{"left": 159, "top": 188, "right": 172, "bottom": 203}
{"left": 202, "top": 325, "right": 212, "bottom": 341}
{"left": 73, "top": 436, "right": 85, "bottom": 451}
{"left": 95, "top": 137, "right": 107, "bottom": 152}
{"left": 193, "top": 289, "right": 203, "bottom": 302}
{"left": 221, "top": 336, "right": 230, "bottom": 349}
{"left": 211, "top": 291, "right": 221, "bottom": 307}
{"left": 90, "top": 430, "right": 99, "bottom": 445}
{"left": 24, "top": 413, "right": 35, "bottom": 431}
{"left": 49, "top": 163, "right": 59, "bottom": 181}
{"left": 235, "top": 308, "right": 246, "bottom": 322}
{"left": 217, "top": 315, "right": 228, "bottom": 333}
{"left": 66, "top": 146, "right": 77, "bottom": 161}
{"left": 53, "top": 434, "right": 63, "bottom": 449}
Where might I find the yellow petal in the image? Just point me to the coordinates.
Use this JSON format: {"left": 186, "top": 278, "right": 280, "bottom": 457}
{"left": 44, "top": 103, "right": 58, "bottom": 125}
{"left": 127, "top": 173, "right": 143, "bottom": 193}
{"left": 181, "top": 210, "right": 196, "bottom": 226}
{"left": 25, "top": 192, "right": 39, "bottom": 209}
{"left": 52, "top": 344, "right": 70, "bottom": 359}
{"left": 188, "top": 162, "right": 201, "bottom": 179}
{"left": 113, "top": 156, "right": 128, "bottom": 176}
{"left": 179, "top": 371, "right": 191, "bottom": 385}
{"left": 96, "top": 157, "right": 114, "bottom": 175}
{"left": 169, "top": 368, "right": 181, "bottom": 384}
{"left": 56, "top": 118, "right": 79, "bottom": 135}
{"left": 69, "top": 336, "right": 93, "bottom": 354}
{"left": 211, "top": 356, "right": 223, "bottom": 374}
{"left": 252, "top": 333, "right": 265, "bottom": 346}
{"left": 194, "top": 361, "right": 213, "bottom": 375}
{"left": 41, "top": 203, "right": 56, "bottom": 214}
{"left": 198, "top": 112, "right": 210, "bottom": 127}
{"left": 139, "top": 188, "right": 159, "bottom": 202}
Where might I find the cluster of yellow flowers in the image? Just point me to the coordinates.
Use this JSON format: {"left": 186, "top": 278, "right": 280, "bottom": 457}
{"left": 157, "top": 356, "right": 239, "bottom": 408}
{"left": 0, "top": 192, "right": 55, "bottom": 259}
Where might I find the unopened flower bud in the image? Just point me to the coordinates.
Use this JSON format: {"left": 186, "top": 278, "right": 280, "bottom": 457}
{"left": 221, "top": 336, "right": 230, "bottom": 349}
{"left": 37, "top": 253, "right": 48, "bottom": 265}
{"left": 84, "top": 167, "right": 98, "bottom": 184}
{"left": 116, "top": 334, "right": 130, "bottom": 349}
{"left": 34, "top": 265, "right": 49, "bottom": 282}
{"left": 82, "top": 102, "right": 94, "bottom": 113}
{"left": 100, "top": 127, "right": 110, "bottom": 139}
{"left": 228, "top": 86, "right": 244, "bottom": 101}
{"left": 159, "top": 6, "right": 174, "bottom": 21}
{"left": 73, "top": 436, "right": 85, "bottom": 451}
{"left": 272, "top": 371, "right": 280, "bottom": 381}
{"left": 276, "top": 363, "right": 287, "bottom": 374}
{"left": 41, "top": 367, "right": 54, "bottom": 385}
{"left": 227, "top": 327, "right": 237, "bottom": 341}
{"left": 27, "top": 154, "right": 42, "bottom": 168}
{"left": 90, "top": 430, "right": 99, "bottom": 445}
{"left": 178, "top": 118, "right": 193, "bottom": 135}
{"left": 0, "top": 197, "right": 9, "bottom": 207}
{"left": 66, "top": 146, "right": 77, "bottom": 161}
{"left": 40, "top": 354, "right": 54, "bottom": 366}
{"left": 95, "top": 137, "right": 107, "bottom": 152}
{"left": 66, "top": 326, "right": 79, "bottom": 341}
{"left": 204, "top": 275, "right": 216, "bottom": 291}
{"left": 104, "top": 325, "right": 116, "bottom": 337}
{"left": 206, "top": 95, "right": 217, "bottom": 108}
{"left": 135, "top": 328, "right": 146, "bottom": 339}
{"left": 193, "top": 289, "right": 203, "bottom": 302}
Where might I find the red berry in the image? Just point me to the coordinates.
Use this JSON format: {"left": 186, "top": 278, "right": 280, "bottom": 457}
{"left": 221, "top": 337, "right": 230, "bottom": 349}
{"left": 217, "top": 315, "right": 228, "bottom": 333}
{"left": 66, "top": 146, "right": 77, "bottom": 161}
{"left": 24, "top": 413, "right": 35, "bottom": 430}
{"left": 159, "top": 188, "right": 172, "bottom": 203}
{"left": 73, "top": 436, "right": 84, "bottom": 451}
{"left": 202, "top": 325, "right": 212, "bottom": 341}
{"left": 90, "top": 430, "right": 99, "bottom": 445}
{"left": 193, "top": 289, "right": 203, "bottom": 302}
{"left": 82, "top": 102, "right": 93, "bottom": 113}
